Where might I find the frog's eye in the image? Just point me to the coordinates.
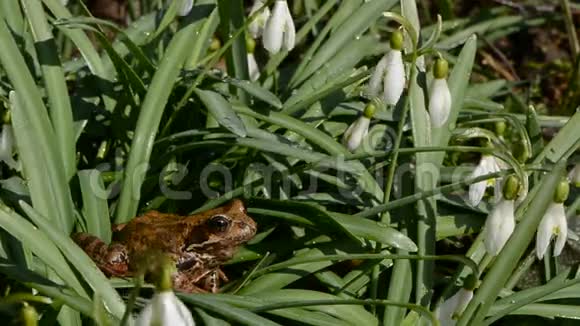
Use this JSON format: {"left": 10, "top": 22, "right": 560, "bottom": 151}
{"left": 208, "top": 215, "right": 230, "bottom": 232}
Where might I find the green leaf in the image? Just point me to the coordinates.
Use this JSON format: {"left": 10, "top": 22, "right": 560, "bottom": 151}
{"left": 78, "top": 170, "right": 112, "bottom": 243}
{"left": 293, "top": 0, "right": 397, "bottom": 85}
{"left": 21, "top": 0, "right": 76, "bottom": 180}
{"left": 195, "top": 88, "right": 248, "bottom": 137}
{"left": 20, "top": 202, "right": 126, "bottom": 319}
{"left": 115, "top": 21, "right": 203, "bottom": 223}
{"left": 0, "top": 205, "right": 88, "bottom": 299}
{"left": 227, "top": 80, "right": 282, "bottom": 109}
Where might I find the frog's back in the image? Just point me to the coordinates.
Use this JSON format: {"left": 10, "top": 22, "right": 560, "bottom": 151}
{"left": 113, "top": 211, "right": 200, "bottom": 254}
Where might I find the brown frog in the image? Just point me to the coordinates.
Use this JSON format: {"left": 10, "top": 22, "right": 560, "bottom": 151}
{"left": 73, "top": 200, "right": 257, "bottom": 293}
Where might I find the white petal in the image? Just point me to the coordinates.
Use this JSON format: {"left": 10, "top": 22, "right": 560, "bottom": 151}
{"left": 249, "top": 0, "right": 270, "bottom": 38}
{"left": 342, "top": 117, "right": 370, "bottom": 152}
{"left": 429, "top": 78, "right": 452, "bottom": 127}
{"left": 552, "top": 203, "right": 568, "bottom": 256}
{"left": 367, "top": 55, "right": 389, "bottom": 98}
{"left": 437, "top": 292, "right": 460, "bottom": 326}
{"left": 136, "top": 291, "right": 195, "bottom": 326}
{"left": 247, "top": 53, "right": 260, "bottom": 81}
{"left": 263, "top": 1, "right": 293, "bottom": 54}
{"left": 468, "top": 161, "right": 487, "bottom": 206}
{"left": 281, "top": 3, "right": 295, "bottom": 51}
{"left": 383, "top": 50, "right": 405, "bottom": 105}
{"left": 485, "top": 199, "right": 515, "bottom": 256}
{"left": 536, "top": 202, "right": 566, "bottom": 259}
{"left": 437, "top": 289, "right": 473, "bottom": 326}
{"left": 177, "top": 0, "right": 193, "bottom": 16}
{"left": 453, "top": 289, "right": 473, "bottom": 317}
{"left": 469, "top": 156, "right": 501, "bottom": 206}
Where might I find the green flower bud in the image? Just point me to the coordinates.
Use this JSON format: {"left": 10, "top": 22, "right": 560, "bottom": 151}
{"left": 390, "top": 30, "right": 404, "bottom": 51}
{"left": 363, "top": 102, "right": 377, "bottom": 119}
{"left": 494, "top": 120, "right": 506, "bottom": 136}
{"left": 463, "top": 274, "right": 478, "bottom": 291}
{"left": 210, "top": 37, "right": 221, "bottom": 51}
{"left": 433, "top": 57, "right": 449, "bottom": 79}
{"left": 503, "top": 175, "right": 520, "bottom": 201}
{"left": 20, "top": 303, "right": 38, "bottom": 326}
{"left": 553, "top": 179, "right": 569, "bottom": 204}
{"left": 246, "top": 36, "right": 256, "bottom": 54}
{"left": 513, "top": 142, "right": 529, "bottom": 164}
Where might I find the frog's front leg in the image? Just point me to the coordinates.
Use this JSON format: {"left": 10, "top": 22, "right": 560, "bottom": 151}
{"left": 199, "top": 269, "right": 228, "bottom": 293}
{"left": 72, "top": 233, "right": 130, "bottom": 277}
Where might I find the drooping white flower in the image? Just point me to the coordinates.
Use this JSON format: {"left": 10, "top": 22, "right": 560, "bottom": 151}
{"left": 177, "top": 0, "right": 193, "bottom": 17}
{"left": 469, "top": 154, "right": 501, "bottom": 206}
{"left": 247, "top": 53, "right": 260, "bottom": 81}
{"left": 569, "top": 164, "right": 580, "bottom": 187}
{"left": 0, "top": 125, "right": 18, "bottom": 170}
{"left": 136, "top": 290, "right": 195, "bottom": 326}
{"left": 436, "top": 288, "right": 474, "bottom": 326}
{"left": 428, "top": 58, "right": 452, "bottom": 127}
{"left": 484, "top": 176, "right": 520, "bottom": 256}
{"left": 342, "top": 103, "right": 376, "bottom": 152}
{"left": 367, "top": 30, "right": 406, "bottom": 105}
{"left": 536, "top": 202, "right": 568, "bottom": 260}
{"left": 61, "top": 0, "right": 69, "bottom": 5}
{"left": 249, "top": 0, "right": 271, "bottom": 39}
{"left": 484, "top": 197, "right": 515, "bottom": 256}
{"left": 262, "top": 0, "right": 295, "bottom": 54}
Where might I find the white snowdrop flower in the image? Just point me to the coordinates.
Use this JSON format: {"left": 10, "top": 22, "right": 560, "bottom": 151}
{"left": 177, "top": 0, "right": 193, "bottom": 17}
{"left": 428, "top": 58, "right": 452, "bottom": 128}
{"left": 569, "top": 164, "right": 580, "bottom": 187}
{"left": 0, "top": 125, "right": 18, "bottom": 170}
{"left": 136, "top": 290, "right": 195, "bottom": 326}
{"left": 263, "top": 0, "right": 295, "bottom": 54}
{"left": 484, "top": 175, "right": 520, "bottom": 256}
{"left": 61, "top": 0, "right": 69, "bottom": 5}
{"left": 249, "top": 0, "right": 271, "bottom": 38}
{"left": 137, "top": 261, "right": 194, "bottom": 326}
{"left": 342, "top": 103, "right": 375, "bottom": 152}
{"left": 246, "top": 37, "right": 260, "bottom": 81}
{"left": 536, "top": 180, "right": 569, "bottom": 260}
{"left": 484, "top": 198, "right": 515, "bottom": 256}
{"left": 468, "top": 154, "right": 501, "bottom": 206}
{"left": 436, "top": 288, "right": 474, "bottom": 326}
{"left": 367, "top": 30, "right": 405, "bottom": 105}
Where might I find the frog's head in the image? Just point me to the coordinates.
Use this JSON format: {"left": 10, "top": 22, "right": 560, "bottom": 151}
{"left": 184, "top": 199, "right": 257, "bottom": 262}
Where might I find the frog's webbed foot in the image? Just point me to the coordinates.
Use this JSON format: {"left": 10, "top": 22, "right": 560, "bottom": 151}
{"left": 72, "top": 233, "right": 130, "bottom": 277}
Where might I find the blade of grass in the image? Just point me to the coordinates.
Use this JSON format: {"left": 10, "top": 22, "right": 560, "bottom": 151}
{"left": 114, "top": 21, "right": 203, "bottom": 223}
{"left": 20, "top": 201, "right": 126, "bottom": 319}
{"left": 0, "top": 205, "right": 88, "bottom": 299}
{"left": 21, "top": 0, "right": 76, "bottom": 181}
{"left": 78, "top": 170, "right": 112, "bottom": 243}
